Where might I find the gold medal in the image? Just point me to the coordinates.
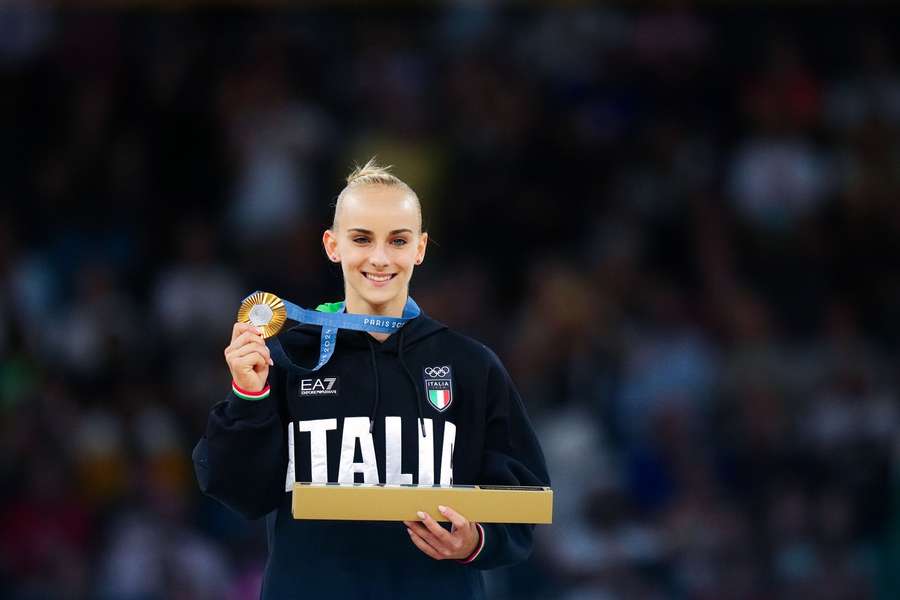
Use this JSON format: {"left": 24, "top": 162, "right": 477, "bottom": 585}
{"left": 237, "top": 292, "right": 287, "bottom": 338}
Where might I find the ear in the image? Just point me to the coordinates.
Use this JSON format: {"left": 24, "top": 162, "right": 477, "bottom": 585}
{"left": 322, "top": 229, "right": 340, "bottom": 262}
{"left": 415, "top": 232, "right": 428, "bottom": 265}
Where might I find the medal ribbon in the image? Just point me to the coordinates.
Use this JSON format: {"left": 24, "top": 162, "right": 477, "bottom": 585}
{"left": 261, "top": 295, "right": 421, "bottom": 373}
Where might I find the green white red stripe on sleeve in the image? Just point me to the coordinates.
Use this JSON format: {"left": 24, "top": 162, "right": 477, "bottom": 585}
{"left": 232, "top": 380, "right": 271, "bottom": 401}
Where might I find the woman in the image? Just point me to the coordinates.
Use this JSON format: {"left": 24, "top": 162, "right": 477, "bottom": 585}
{"left": 193, "top": 159, "right": 550, "bottom": 598}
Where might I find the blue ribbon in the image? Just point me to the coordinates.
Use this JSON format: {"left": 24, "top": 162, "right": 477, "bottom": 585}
{"left": 259, "top": 295, "right": 421, "bottom": 373}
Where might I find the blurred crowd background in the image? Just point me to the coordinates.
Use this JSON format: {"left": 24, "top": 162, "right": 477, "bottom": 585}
{"left": 2, "top": 3, "right": 900, "bottom": 599}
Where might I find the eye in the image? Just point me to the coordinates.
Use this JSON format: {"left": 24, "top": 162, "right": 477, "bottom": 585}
{"left": 352, "top": 236, "right": 370, "bottom": 244}
{"left": 391, "top": 238, "right": 408, "bottom": 247}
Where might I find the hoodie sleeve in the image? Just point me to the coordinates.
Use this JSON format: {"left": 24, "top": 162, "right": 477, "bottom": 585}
{"left": 466, "top": 348, "right": 551, "bottom": 570}
{"left": 192, "top": 372, "right": 287, "bottom": 520}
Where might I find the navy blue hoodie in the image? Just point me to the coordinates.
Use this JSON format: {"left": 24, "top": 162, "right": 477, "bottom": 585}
{"left": 193, "top": 308, "right": 550, "bottom": 599}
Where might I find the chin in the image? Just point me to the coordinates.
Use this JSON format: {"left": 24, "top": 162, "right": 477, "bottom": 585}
{"left": 361, "top": 291, "right": 401, "bottom": 308}
{"left": 351, "top": 284, "right": 397, "bottom": 306}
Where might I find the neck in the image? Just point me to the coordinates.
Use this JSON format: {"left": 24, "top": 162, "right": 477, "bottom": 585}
{"left": 344, "top": 294, "right": 407, "bottom": 318}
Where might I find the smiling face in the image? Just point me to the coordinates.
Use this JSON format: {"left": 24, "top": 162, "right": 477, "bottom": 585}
{"left": 323, "top": 184, "right": 427, "bottom": 317}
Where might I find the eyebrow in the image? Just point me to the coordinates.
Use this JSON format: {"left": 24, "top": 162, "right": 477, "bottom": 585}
{"left": 347, "top": 228, "right": 414, "bottom": 235}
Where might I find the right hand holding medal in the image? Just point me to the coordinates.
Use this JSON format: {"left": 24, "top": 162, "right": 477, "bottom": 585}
{"left": 225, "top": 322, "right": 273, "bottom": 392}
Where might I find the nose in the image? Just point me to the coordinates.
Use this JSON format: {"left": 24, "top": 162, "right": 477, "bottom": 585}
{"left": 368, "top": 243, "right": 390, "bottom": 269}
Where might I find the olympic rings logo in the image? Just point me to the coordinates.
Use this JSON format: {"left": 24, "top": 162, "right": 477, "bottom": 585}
{"left": 424, "top": 366, "right": 450, "bottom": 378}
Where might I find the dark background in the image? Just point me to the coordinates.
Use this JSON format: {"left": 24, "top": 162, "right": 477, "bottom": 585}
{"left": 2, "top": 3, "right": 900, "bottom": 599}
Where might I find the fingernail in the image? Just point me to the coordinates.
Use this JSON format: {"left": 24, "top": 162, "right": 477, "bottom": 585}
{"left": 269, "top": 359, "right": 274, "bottom": 366}
{"left": 417, "top": 511, "right": 426, "bottom": 520}
{"left": 406, "top": 528, "right": 412, "bottom": 535}
{"left": 438, "top": 505, "right": 447, "bottom": 513}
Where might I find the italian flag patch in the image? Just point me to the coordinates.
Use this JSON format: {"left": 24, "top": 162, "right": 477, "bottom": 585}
{"left": 428, "top": 389, "right": 451, "bottom": 410}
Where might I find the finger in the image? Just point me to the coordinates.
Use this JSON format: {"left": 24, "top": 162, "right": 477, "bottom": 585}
{"left": 406, "top": 520, "right": 448, "bottom": 555}
{"left": 438, "top": 505, "right": 469, "bottom": 531}
{"left": 408, "top": 527, "right": 443, "bottom": 560}
{"left": 405, "top": 520, "right": 436, "bottom": 542}
{"left": 233, "top": 352, "right": 268, "bottom": 371}
{"left": 226, "top": 331, "right": 266, "bottom": 354}
{"left": 417, "top": 511, "right": 457, "bottom": 550}
{"left": 407, "top": 527, "right": 444, "bottom": 560}
{"left": 237, "top": 330, "right": 266, "bottom": 346}
{"left": 231, "top": 322, "right": 262, "bottom": 342}
{"left": 231, "top": 346, "right": 274, "bottom": 368}
{"left": 230, "top": 338, "right": 269, "bottom": 353}
{"left": 230, "top": 341, "right": 271, "bottom": 362}
{"left": 225, "top": 338, "right": 268, "bottom": 362}
{"left": 405, "top": 520, "right": 431, "bottom": 537}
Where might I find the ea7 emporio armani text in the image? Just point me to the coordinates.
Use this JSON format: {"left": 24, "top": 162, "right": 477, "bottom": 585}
{"left": 284, "top": 417, "right": 456, "bottom": 490}
{"left": 299, "top": 377, "right": 339, "bottom": 396}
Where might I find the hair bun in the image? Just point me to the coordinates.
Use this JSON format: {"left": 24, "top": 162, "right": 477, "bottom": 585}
{"left": 346, "top": 157, "right": 400, "bottom": 186}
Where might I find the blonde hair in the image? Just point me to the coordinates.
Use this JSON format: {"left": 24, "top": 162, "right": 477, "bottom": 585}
{"left": 345, "top": 157, "right": 405, "bottom": 188}
{"left": 332, "top": 157, "right": 423, "bottom": 231}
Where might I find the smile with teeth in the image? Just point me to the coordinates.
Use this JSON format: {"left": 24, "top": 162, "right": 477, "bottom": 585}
{"left": 363, "top": 272, "right": 397, "bottom": 282}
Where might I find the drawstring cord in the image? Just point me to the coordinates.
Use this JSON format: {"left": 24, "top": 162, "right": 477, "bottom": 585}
{"left": 367, "top": 338, "right": 380, "bottom": 434}
{"left": 397, "top": 328, "right": 426, "bottom": 437}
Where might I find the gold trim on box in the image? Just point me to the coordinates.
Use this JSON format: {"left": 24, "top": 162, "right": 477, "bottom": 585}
{"left": 237, "top": 292, "right": 287, "bottom": 338}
